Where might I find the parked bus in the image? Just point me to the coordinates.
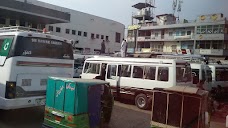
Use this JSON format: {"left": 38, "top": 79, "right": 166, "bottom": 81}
{"left": 81, "top": 57, "right": 192, "bottom": 109}
{"left": 157, "top": 54, "right": 228, "bottom": 92}
{"left": 0, "top": 26, "right": 74, "bottom": 110}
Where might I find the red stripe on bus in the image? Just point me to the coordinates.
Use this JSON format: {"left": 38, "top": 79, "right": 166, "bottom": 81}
{"left": 17, "top": 61, "right": 73, "bottom": 68}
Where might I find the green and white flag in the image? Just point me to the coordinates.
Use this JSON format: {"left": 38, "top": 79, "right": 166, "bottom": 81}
{"left": 0, "top": 38, "right": 13, "bottom": 56}
{"left": 0, "top": 38, "right": 13, "bottom": 65}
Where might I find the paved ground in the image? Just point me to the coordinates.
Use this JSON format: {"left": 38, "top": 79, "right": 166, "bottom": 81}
{"left": 0, "top": 101, "right": 226, "bottom": 128}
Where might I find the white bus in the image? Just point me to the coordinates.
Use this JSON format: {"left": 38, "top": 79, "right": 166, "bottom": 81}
{"left": 157, "top": 54, "right": 228, "bottom": 93}
{"left": 81, "top": 57, "right": 192, "bottom": 109}
{"left": 0, "top": 26, "right": 74, "bottom": 110}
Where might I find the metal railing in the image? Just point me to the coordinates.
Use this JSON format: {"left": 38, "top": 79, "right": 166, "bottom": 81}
{"left": 0, "top": 26, "right": 44, "bottom": 33}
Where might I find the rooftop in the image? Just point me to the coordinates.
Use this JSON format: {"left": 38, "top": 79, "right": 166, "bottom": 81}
{"left": 132, "top": 3, "right": 155, "bottom": 10}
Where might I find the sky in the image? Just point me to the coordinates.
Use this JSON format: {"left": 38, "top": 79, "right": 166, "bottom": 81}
{"left": 38, "top": 0, "right": 228, "bottom": 27}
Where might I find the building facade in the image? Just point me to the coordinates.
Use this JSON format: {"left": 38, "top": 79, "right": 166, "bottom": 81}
{"left": 0, "top": 0, "right": 125, "bottom": 54}
{"left": 127, "top": 3, "right": 228, "bottom": 57}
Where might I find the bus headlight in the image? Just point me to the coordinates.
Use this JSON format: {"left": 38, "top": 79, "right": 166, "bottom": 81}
{"left": 5, "top": 81, "right": 16, "bottom": 99}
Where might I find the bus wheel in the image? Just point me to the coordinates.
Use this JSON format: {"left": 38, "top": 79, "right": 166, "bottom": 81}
{"left": 135, "top": 94, "right": 149, "bottom": 110}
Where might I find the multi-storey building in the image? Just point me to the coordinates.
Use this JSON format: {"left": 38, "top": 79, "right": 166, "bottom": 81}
{"left": 127, "top": 2, "right": 228, "bottom": 58}
{"left": 0, "top": 0, "right": 125, "bottom": 54}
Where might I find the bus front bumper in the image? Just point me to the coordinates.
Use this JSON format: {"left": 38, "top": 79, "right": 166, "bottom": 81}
{"left": 0, "top": 96, "right": 46, "bottom": 110}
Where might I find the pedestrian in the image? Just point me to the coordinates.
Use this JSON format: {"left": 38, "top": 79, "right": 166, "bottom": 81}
{"left": 121, "top": 39, "right": 127, "bottom": 57}
{"left": 101, "top": 40, "right": 106, "bottom": 54}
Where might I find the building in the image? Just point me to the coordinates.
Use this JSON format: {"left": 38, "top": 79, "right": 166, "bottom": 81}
{"left": 127, "top": 2, "right": 228, "bottom": 58}
{"left": 0, "top": 0, "right": 125, "bottom": 54}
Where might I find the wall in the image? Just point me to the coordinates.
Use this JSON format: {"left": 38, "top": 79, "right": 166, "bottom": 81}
{"left": 163, "top": 41, "right": 181, "bottom": 53}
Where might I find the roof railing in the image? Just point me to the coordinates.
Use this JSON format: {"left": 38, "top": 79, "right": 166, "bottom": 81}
{"left": 0, "top": 26, "right": 44, "bottom": 33}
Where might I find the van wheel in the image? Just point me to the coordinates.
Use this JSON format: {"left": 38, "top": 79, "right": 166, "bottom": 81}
{"left": 135, "top": 94, "right": 148, "bottom": 110}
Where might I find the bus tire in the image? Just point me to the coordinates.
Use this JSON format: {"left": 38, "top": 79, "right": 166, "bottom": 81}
{"left": 135, "top": 93, "right": 149, "bottom": 110}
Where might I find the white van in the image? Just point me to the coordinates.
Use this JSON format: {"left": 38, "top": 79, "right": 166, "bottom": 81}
{"left": 81, "top": 57, "right": 192, "bottom": 109}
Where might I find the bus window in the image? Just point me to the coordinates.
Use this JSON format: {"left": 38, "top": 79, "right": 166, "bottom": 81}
{"left": 206, "top": 70, "right": 212, "bottom": 82}
{"left": 216, "top": 68, "right": 228, "bottom": 81}
{"left": 192, "top": 69, "right": 199, "bottom": 84}
{"left": 84, "top": 63, "right": 100, "bottom": 74}
{"left": 107, "top": 65, "right": 117, "bottom": 79}
{"left": 157, "top": 67, "right": 169, "bottom": 82}
{"left": 176, "top": 66, "right": 192, "bottom": 83}
{"left": 121, "top": 65, "right": 131, "bottom": 77}
{"left": 144, "top": 66, "right": 156, "bottom": 80}
{"left": 133, "top": 66, "right": 144, "bottom": 79}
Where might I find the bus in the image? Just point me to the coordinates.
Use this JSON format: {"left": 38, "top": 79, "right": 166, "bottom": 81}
{"left": 0, "top": 26, "right": 74, "bottom": 110}
{"left": 81, "top": 57, "right": 192, "bottom": 109}
{"left": 157, "top": 54, "right": 228, "bottom": 92}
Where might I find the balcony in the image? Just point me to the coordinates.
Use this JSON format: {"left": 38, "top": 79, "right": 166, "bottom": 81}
{"left": 194, "top": 49, "right": 228, "bottom": 56}
{"left": 174, "top": 35, "right": 193, "bottom": 40}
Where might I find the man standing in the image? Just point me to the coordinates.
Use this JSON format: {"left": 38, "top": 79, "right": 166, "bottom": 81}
{"left": 121, "top": 39, "right": 127, "bottom": 57}
{"left": 101, "top": 40, "right": 106, "bottom": 54}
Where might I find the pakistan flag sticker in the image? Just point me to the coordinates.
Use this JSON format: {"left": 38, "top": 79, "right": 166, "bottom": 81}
{"left": 0, "top": 38, "right": 13, "bottom": 56}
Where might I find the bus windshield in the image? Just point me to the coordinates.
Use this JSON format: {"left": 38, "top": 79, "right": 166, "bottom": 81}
{"left": 176, "top": 65, "right": 192, "bottom": 83}
{"left": 10, "top": 36, "right": 73, "bottom": 59}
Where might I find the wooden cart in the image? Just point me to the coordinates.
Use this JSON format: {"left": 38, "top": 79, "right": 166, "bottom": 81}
{"left": 151, "top": 86, "right": 210, "bottom": 128}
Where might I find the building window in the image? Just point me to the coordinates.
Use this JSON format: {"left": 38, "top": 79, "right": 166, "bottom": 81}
{"left": 206, "top": 25, "right": 213, "bottom": 34}
{"left": 171, "top": 45, "right": 177, "bottom": 52}
{"left": 91, "top": 33, "right": 95, "bottom": 39}
{"left": 219, "top": 25, "right": 224, "bottom": 33}
{"left": 84, "top": 32, "right": 87, "bottom": 37}
{"left": 20, "top": 20, "right": 26, "bottom": 26}
{"left": 176, "top": 31, "right": 180, "bottom": 36}
{"left": 66, "top": 29, "right": 70, "bottom": 34}
{"left": 48, "top": 26, "right": 53, "bottom": 31}
{"left": 212, "top": 41, "right": 222, "bottom": 49}
{"left": 197, "top": 26, "right": 201, "bottom": 34}
{"left": 72, "top": 30, "right": 76, "bottom": 35}
{"left": 10, "top": 19, "right": 16, "bottom": 26}
{"left": 78, "top": 31, "right": 82, "bottom": 36}
{"left": 106, "top": 36, "right": 109, "bottom": 41}
{"left": 187, "top": 31, "right": 191, "bottom": 35}
{"left": 213, "top": 25, "right": 219, "bottom": 34}
{"left": 56, "top": 27, "right": 61, "bottom": 33}
{"left": 169, "top": 32, "right": 173, "bottom": 36}
{"left": 115, "top": 32, "right": 121, "bottom": 43}
{"left": 155, "top": 33, "right": 158, "bottom": 37}
{"left": 181, "top": 31, "right": 185, "bottom": 36}
{"left": 0, "top": 17, "right": 6, "bottom": 25}
{"left": 101, "top": 35, "right": 104, "bottom": 39}
{"left": 96, "top": 34, "right": 100, "bottom": 39}
{"left": 200, "top": 26, "right": 206, "bottom": 34}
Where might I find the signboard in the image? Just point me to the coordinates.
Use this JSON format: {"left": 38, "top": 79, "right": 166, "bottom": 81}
{"left": 128, "top": 25, "right": 141, "bottom": 30}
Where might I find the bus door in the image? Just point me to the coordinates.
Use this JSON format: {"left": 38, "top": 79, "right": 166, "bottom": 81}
{"left": 105, "top": 64, "right": 119, "bottom": 97}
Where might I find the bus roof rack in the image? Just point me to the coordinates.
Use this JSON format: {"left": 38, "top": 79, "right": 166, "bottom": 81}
{"left": 0, "top": 26, "right": 45, "bottom": 33}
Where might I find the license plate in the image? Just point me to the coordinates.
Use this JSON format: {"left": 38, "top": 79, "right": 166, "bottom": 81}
{"left": 36, "top": 98, "right": 46, "bottom": 105}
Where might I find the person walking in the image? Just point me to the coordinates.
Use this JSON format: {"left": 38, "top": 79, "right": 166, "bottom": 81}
{"left": 121, "top": 39, "right": 127, "bottom": 57}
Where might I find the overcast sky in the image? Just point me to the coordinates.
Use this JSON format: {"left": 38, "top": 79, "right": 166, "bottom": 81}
{"left": 38, "top": 0, "right": 228, "bottom": 27}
